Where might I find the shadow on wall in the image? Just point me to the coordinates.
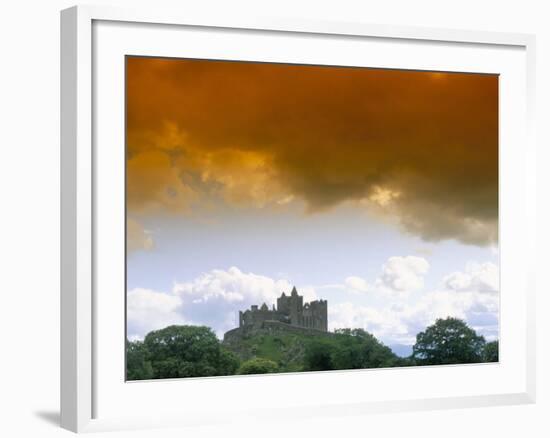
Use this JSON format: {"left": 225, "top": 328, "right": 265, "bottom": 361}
{"left": 34, "top": 410, "right": 59, "bottom": 427}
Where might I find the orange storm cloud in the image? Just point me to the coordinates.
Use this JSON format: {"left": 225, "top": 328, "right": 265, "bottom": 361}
{"left": 126, "top": 57, "right": 498, "bottom": 246}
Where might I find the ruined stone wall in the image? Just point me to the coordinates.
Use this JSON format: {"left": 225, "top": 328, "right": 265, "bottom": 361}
{"left": 260, "top": 320, "right": 332, "bottom": 337}
{"left": 223, "top": 320, "right": 334, "bottom": 345}
{"left": 240, "top": 308, "right": 288, "bottom": 328}
{"left": 298, "top": 300, "right": 327, "bottom": 331}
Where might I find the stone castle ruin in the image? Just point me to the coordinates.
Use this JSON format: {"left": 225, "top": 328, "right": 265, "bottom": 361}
{"left": 238, "top": 286, "right": 328, "bottom": 332}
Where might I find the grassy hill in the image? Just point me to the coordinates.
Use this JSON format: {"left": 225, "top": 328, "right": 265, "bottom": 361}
{"left": 225, "top": 329, "right": 320, "bottom": 372}
{"left": 223, "top": 322, "right": 407, "bottom": 373}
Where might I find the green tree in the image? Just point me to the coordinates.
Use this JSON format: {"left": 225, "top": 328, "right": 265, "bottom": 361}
{"left": 126, "top": 339, "right": 154, "bottom": 380}
{"left": 237, "top": 357, "right": 279, "bottom": 375}
{"left": 304, "top": 339, "right": 335, "bottom": 371}
{"left": 412, "top": 317, "right": 486, "bottom": 365}
{"left": 144, "top": 325, "right": 240, "bottom": 378}
{"left": 332, "top": 328, "right": 398, "bottom": 369}
{"left": 483, "top": 340, "right": 499, "bottom": 362}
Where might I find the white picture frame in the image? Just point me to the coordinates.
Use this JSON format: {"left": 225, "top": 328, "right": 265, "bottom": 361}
{"left": 60, "top": 4, "right": 536, "bottom": 433}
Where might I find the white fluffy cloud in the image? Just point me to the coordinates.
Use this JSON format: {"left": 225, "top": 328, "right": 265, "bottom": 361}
{"left": 344, "top": 276, "right": 370, "bottom": 294}
{"left": 128, "top": 267, "right": 317, "bottom": 339}
{"left": 173, "top": 267, "right": 296, "bottom": 305}
{"left": 330, "top": 260, "right": 499, "bottom": 345}
{"left": 329, "top": 302, "right": 409, "bottom": 342}
{"left": 376, "top": 256, "right": 430, "bottom": 294}
{"left": 443, "top": 262, "right": 499, "bottom": 293}
{"left": 343, "top": 256, "right": 429, "bottom": 296}
{"left": 127, "top": 288, "right": 184, "bottom": 339}
{"left": 173, "top": 267, "right": 300, "bottom": 337}
{"left": 329, "top": 287, "right": 499, "bottom": 346}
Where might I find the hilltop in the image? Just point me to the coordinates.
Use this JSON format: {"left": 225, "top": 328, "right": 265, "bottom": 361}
{"left": 223, "top": 321, "right": 404, "bottom": 373}
{"left": 224, "top": 286, "right": 404, "bottom": 372}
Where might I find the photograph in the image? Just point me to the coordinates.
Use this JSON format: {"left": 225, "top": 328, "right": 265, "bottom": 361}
{"left": 1, "top": 0, "right": 543, "bottom": 436}
{"left": 125, "top": 56, "right": 499, "bottom": 380}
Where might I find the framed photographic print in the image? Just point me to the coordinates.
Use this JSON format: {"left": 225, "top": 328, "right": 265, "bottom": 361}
{"left": 61, "top": 5, "right": 536, "bottom": 433}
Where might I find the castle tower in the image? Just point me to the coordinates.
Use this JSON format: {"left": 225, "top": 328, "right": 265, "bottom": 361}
{"left": 289, "top": 286, "right": 303, "bottom": 326}
{"left": 317, "top": 300, "right": 328, "bottom": 331}
{"left": 277, "top": 292, "right": 290, "bottom": 314}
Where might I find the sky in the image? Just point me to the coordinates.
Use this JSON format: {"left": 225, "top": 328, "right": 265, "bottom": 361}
{"left": 125, "top": 56, "right": 499, "bottom": 351}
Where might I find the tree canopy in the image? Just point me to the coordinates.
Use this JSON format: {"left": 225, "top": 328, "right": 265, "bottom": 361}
{"left": 304, "top": 328, "right": 400, "bottom": 371}
{"left": 237, "top": 357, "right": 279, "bottom": 375}
{"left": 483, "top": 340, "right": 499, "bottom": 362}
{"left": 412, "top": 317, "right": 486, "bottom": 365}
{"left": 126, "top": 339, "right": 154, "bottom": 380}
{"left": 128, "top": 325, "right": 239, "bottom": 379}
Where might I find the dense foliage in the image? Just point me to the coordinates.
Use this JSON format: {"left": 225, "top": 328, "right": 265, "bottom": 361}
{"left": 126, "top": 320, "right": 498, "bottom": 380}
{"left": 127, "top": 325, "right": 239, "bottom": 380}
{"left": 237, "top": 357, "right": 279, "bottom": 375}
{"left": 483, "top": 340, "right": 499, "bottom": 362}
{"left": 126, "top": 339, "right": 154, "bottom": 380}
{"left": 304, "top": 328, "right": 402, "bottom": 371}
{"left": 411, "top": 317, "right": 488, "bottom": 365}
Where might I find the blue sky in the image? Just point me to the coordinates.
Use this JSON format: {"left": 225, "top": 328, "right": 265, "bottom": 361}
{"left": 127, "top": 202, "right": 499, "bottom": 347}
{"left": 128, "top": 202, "right": 496, "bottom": 293}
